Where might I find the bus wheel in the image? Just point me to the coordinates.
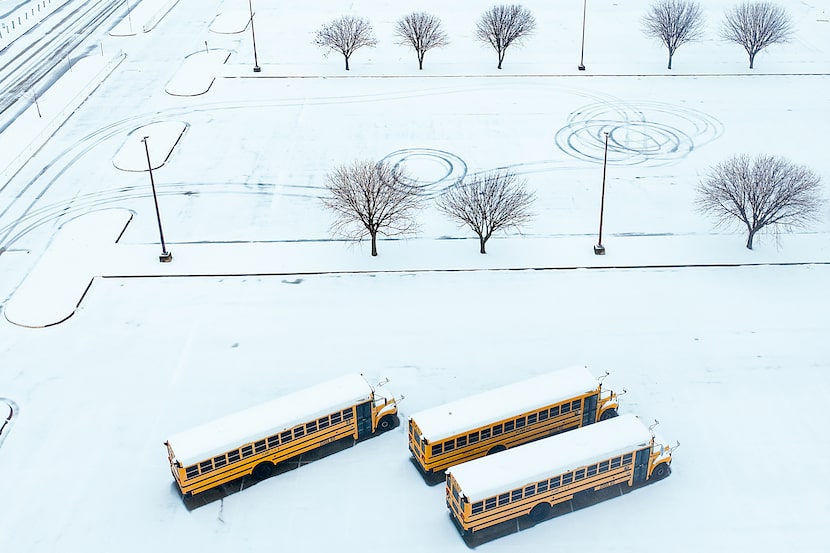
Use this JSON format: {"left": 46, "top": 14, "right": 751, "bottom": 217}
{"left": 652, "top": 463, "right": 670, "bottom": 480}
{"left": 599, "top": 408, "right": 618, "bottom": 421}
{"left": 487, "top": 445, "right": 506, "bottom": 456}
{"left": 252, "top": 461, "right": 275, "bottom": 481}
{"left": 377, "top": 415, "right": 395, "bottom": 433}
{"left": 529, "top": 502, "right": 551, "bottom": 522}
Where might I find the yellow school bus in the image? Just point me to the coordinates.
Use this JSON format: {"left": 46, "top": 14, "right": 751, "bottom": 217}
{"left": 408, "top": 366, "right": 619, "bottom": 479}
{"left": 164, "top": 373, "right": 398, "bottom": 497}
{"left": 446, "top": 414, "right": 675, "bottom": 537}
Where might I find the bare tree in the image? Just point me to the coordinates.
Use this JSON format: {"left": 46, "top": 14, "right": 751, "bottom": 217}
{"left": 475, "top": 4, "right": 536, "bottom": 69}
{"left": 395, "top": 12, "right": 450, "bottom": 70}
{"left": 314, "top": 15, "right": 378, "bottom": 71}
{"left": 322, "top": 160, "right": 421, "bottom": 256}
{"left": 437, "top": 170, "right": 535, "bottom": 254}
{"left": 696, "top": 154, "right": 823, "bottom": 250}
{"left": 720, "top": 2, "right": 793, "bottom": 69}
{"left": 642, "top": 0, "right": 705, "bottom": 70}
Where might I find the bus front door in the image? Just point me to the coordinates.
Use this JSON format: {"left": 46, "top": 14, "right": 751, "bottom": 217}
{"left": 633, "top": 448, "right": 650, "bottom": 484}
{"left": 582, "top": 394, "right": 598, "bottom": 426}
{"left": 356, "top": 402, "right": 372, "bottom": 439}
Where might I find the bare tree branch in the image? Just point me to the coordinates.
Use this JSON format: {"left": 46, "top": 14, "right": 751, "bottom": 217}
{"left": 436, "top": 170, "right": 535, "bottom": 254}
{"left": 720, "top": 2, "right": 793, "bottom": 69}
{"left": 322, "top": 159, "right": 422, "bottom": 256}
{"left": 475, "top": 4, "right": 537, "bottom": 70}
{"left": 696, "top": 154, "right": 823, "bottom": 249}
{"left": 642, "top": 0, "right": 705, "bottom": 70}
{"left": 394, "top": 12, "right": 450, "bottom": 70}
{"left": 314, "top": 15, "right": 378, "bottom": 71}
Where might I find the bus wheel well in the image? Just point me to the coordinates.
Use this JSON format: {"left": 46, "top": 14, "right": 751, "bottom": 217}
{"left": 529, "top": 502, "right": 551, "bottom": 522}
{"left": 652, "top": 463, "right": 670, "bottom": 480}
{"left": 252, "top": 461, "right": 275, "bottom": 481}
{"left": 599, "top": 408, "right": 618, "bottom": 421}
{"left": 487, "top": 445, "right": 506, "bottom": 456}
{"left": 376, "top": 415, "right": 396, "bottom": 433}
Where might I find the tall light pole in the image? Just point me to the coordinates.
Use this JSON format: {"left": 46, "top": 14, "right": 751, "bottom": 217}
{"left": 247, "top": 0, "right": 261, "bottom": 72}
{"left": 594, "top": 132, "right": 609, "bottom": 255}
{"left": 142, "top": 137, "right": 173, "bottom": 262}
{"left": 124, "top": 0, "right": 133, "bottom": 34}
{"left": 578, "top": 0, "right": 587, "bottom": 71}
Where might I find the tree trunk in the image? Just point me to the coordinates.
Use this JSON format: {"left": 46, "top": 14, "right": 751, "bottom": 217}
{"left": 418, "top": 52, "right": 424, "bottom": 70}
{"left": 371, "top": 232, "right": 378, "bottom": 256}
{"left": 344, "top": 55, "right": 350, "bottom": 71}
{"left": 748, "top": 52, "right": 755, "bottom": 69}
{"left": 667, "top": 52, "right": 673, "bottom": 70}
{"left": 479, "top": 235, "right": 487, "bottom": 254}
{"left": 497, "top": 49, "right": 504, "bottom": 69}
{"left": 746, "top": 229, "right": 756, "bottom": 250}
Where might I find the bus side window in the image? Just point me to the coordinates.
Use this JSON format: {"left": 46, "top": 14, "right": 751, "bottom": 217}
{"left": 493, "top": 424, "right": 503, "bottom": 436}
{"left": 280, "top": 431, "right": 292, "bottom": 443}
{"left": 343, "top": 408, "right": 354, "bottom": 421}
{"left": 562, "top": 472, "right": 573, "bottom": 485}
{"left": 587, "top": 464, "right": 597, "bottom": 477}
{"left": 549, "top": 475, "right": 561, "bottom": 489}
{"left": 537, "top": 480, "right": 548, "bottom": 492}
{"left": 331, "top": 412, "right": 342, "bottom": 424}
{"left": 431, "top": 444, "right": 442, "bottom": 456}
{"left": 318, "top": 416, "right": 329, "bottom": 429}
{"left": 241, "top": 445, "right": 253, "bottom": 458}
{"left": 498, "top": 493, "right": 510, "bottom": 506}
{"left": 599, "top": 460, "right": 610, "bottom": 473}
{"left": 472, "top": 502, "right": 484, "bottom": 514}
{"left": 294, "top": 427, "right": 305, "bottom": 439}
{"left": 504, "top": 420, "right": 515, "bottom": 432}
{"left": 572, "top": 400, "right": 581, "bottom": 412}
{"left": 457, "top": 436, "right": 467, "bottom": 447}
{"left": 199, "top": 460, "right": 212, "bottom": 474}
{"left": 527, "top": 413, "right": 537, "bottom": 425}
{"left": 485, "top": 497, "right": 496, "bottom": 510}
{"left": 516, "top": 417, "right": 526, "bottom": 428}
{"left": 511, "top": 489, "right": 522, "bottom": 502}
{"left": 481, "top": 428, "right": 491, "bottom": 440}
{"left": 228, "top": 449, "right": 241, "bottom": 463}
{"left": 185, "top": 465, "right": 199, "bottom": 479}
{"left": 549, "top": 406, "right": 560, "bottom": 417}
{"left": 561, "top": 402, "right": 571, "bottom": 415}
{"left": 267, "top": 434, "right": 279, "bottom": 448}
{"left": 469, "top": 431, "right": 479, "bottom": 444}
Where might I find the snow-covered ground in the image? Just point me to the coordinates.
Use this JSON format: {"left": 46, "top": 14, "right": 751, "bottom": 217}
{"left": 1, "top": 0, "right": 829, "bottom": 551}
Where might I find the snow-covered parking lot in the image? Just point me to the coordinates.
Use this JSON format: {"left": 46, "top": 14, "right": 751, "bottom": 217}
{"left": 1, "top": 1, "right": 829, "bottom": 551}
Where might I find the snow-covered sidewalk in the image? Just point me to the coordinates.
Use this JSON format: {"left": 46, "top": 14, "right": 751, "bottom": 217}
{"left": 5, "top": 207, "right": 828, "bottom": 328}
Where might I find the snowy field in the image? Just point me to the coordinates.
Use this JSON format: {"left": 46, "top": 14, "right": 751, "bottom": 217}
{"left": 1, "top": 0, "right": 829, "bottom": 551}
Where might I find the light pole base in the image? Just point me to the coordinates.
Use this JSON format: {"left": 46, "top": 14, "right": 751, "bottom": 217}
{"left": 253, "top": 66, "right": 261, "bottom": 73}
{"left": 578, "top": 64, "right": 586, "bottom": 71}
{"left": 593, "top": 244, "right": 605, "bottom": 255}
{"left": 159, "top": 252, "right": 173, "bottom": 263}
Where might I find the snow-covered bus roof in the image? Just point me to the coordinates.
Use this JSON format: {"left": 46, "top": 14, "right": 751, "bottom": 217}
{"left": 447, "top": 414, "right": 653, "bottom": 501}
{"left": 410, "top": 366, "right": 601, "bottom": 442}
{"left": 167, "top": 373, "right": 375, "bottom": 467}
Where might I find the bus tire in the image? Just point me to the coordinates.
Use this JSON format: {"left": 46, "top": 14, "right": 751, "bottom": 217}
{"left": 652, "top": 463, "right": 670, "bottom": 480}
{"left": 252, "top": 461, "right": 275, "bottom": 481}
{"left": 599, "top": 408, "right": 618, "bottom": 421}
{"left": 487, "top": 445, "right": 506, "bottom": 456}
{"left": 529, "top": 502, "right": 551, "bottom": 522}
{"left": 377, "top": 415, "right": 395, "bottom": 433}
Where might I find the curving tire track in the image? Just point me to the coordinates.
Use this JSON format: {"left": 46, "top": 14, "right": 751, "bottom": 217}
{"left": 379, "top": 148, "right": 467, "bottom": 197}
{"left": 555, "top": 100, "right": 723, "bottom": 166}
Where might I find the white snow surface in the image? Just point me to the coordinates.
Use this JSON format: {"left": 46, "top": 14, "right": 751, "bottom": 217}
{"left": 166, "top": 373, "right": 375, "bottom": 467}
{"left": 1, "top": 0, "right": 829, "bottom": 552}
{"left": 448, "top": 414, "right": 654, "bottom": 501}
{"left": 410, "top": 365, "right": 600, "bottom": 441}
